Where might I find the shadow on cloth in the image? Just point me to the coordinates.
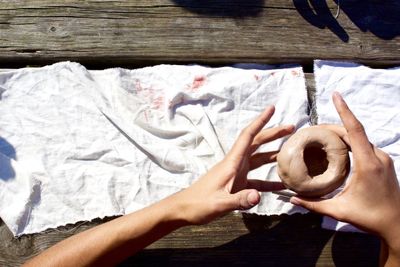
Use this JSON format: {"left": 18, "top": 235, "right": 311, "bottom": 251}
{"left": 293, "top": 0, "right": 400, "bottom": 42}
{"left": 171, "top": 0, "right": 264, "bottom": 18}
{"left": 0, "top": 137, "right": 16, "bottom": 181}
{"left": 121, "top": 213, "right": 379, "bottom": 267}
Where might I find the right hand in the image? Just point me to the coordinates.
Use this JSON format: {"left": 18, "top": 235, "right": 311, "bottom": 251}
{"left": 290, "top": 92, "right": 400, "bottom": 243}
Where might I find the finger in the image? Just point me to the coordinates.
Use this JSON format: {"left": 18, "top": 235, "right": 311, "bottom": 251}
{"left": 317, "top": 124, "right": 347, "bottom": 139}
{"left": 317, "top": 124, "right": 351, "bottom": 147}
{"left": 229, "top": 189, "right": 261, "bottom": 210}
{"left": 250, "top": 125, "right": 295, "bottom": 154}
{"left": 247, "top": 180, "right": 286, "bottom": 191}
{"left": 228, "top": 106, "right": 275, "bottom": 161}
{"left": 249, "top": 151, "right": 278, "bottom": 170}
{"left": 332, "top": 92, "right": 375, "bottom": 161}
{"left": 290, "top": 196, "right": 345, "bottom": 221}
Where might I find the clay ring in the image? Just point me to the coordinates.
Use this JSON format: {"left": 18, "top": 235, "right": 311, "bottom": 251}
{"left": 277, "top": 126, "right": 350, "bottom": 197}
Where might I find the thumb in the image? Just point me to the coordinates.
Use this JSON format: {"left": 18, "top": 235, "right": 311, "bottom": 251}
{"left": 290, "top": 196, "right": 339, "bottom": 219}
{"left": 229, "top": 189, "right": 261, "bottom": 210}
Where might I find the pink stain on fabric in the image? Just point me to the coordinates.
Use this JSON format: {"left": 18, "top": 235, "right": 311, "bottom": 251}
{"left": 190, "top": 75, "right": 206, "bottom": 91}
{"left": 254, "top": 74, "right": 260, "bottom": 81}
{"left": 291, "top": 70, "right": 299, "bottom": 77}
{"left": 152, "top": 95, "right": 164, "bottom": 110}
{"left": 135, "top": 79, "right": 143, "bottom": 92}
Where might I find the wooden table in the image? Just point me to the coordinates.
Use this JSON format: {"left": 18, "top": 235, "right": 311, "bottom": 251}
{"left": 1, "top": 1, "right": 399, "bottom": 266}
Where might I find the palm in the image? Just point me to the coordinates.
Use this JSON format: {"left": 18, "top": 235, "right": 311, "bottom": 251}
{"left": 227, "top": 121, "right": 293, "bottom": 194}
{"left": 229, "top": 156, "right": 251, "bottom": 193}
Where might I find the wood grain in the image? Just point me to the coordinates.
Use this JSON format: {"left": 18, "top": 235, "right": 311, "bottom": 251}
{"left": 0, "top": 213, "right": 380, "bottom": 267}
{"left": 0, "top": 0, "right": 399, "bottom": 67}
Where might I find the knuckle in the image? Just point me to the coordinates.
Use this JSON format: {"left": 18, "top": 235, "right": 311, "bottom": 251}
{"left": 307, "top": 202, "right": 315, "bottom": 211}
{"left": 242, "top": 126, "right": 256, "bottom": 138}
{"left": 224, "top": 161, "right": 238, "bottom": 176}
{"left": 302, "top": 201, "right": 315, "bottom": 211}
{"left": 236, "top": 196, "right": 244, "bottom": 210}
{"left": 239, "top": 128, "right": 250, "bottom": 139}
{"left": 237, "top": 193, "right": 251, "bottom": 210}
{"left": 380, "top": 153, "right": 393, "bottom": 165}
{"left": 275, "top": 127, "right": 286, "bottom": 137}
{"left": 349, "top": 121, "right": 365, "bottom": 135}
{"left": 210, "top": 200, "right": 226, "bottom": 214}
{"left": 363, "top": 161, "right": 384, "bottom": 174}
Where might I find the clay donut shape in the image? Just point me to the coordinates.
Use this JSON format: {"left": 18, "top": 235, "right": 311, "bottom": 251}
{"left": 277, "top": 126, "right": 350, "bottom": 198}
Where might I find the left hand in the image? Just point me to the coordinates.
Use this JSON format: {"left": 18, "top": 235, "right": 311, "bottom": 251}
{"left": 172, "top": 106, "right": 294, "bottom": 225}
{"left": 22, "top": 106, "right": 294, "bottom": 267}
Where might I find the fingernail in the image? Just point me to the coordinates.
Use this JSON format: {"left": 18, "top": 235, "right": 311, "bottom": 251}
{"left": 290, "top": 197, "right": 300, "bottom": 205}
{"left": 286, "top": 124, "right": 296, "bottom": 132}
{"left": 248, "top": 191, "right": 260, "bottom": 206}
{"left": 333, "top": 91, "right": 343, "bottom": 101}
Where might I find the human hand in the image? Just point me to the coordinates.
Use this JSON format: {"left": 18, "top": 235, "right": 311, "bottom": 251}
{"left": 20, "top": 107, "right": 292, "bottom": 267}
{"left": 172, "top": 106, "right": 294, "bottom": 225}
{"left": 290, "top": 92, "right": 400, "bottom": 246}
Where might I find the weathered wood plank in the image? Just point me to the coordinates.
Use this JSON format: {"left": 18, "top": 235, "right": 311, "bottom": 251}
{"left": 128, "top": 213, "right": 379, "bottom": 267}
{"left": 0, "top": 213, "right": 380, "bottom": 267}
{"left": 0, "top": 0, "right": 399, "bottom": 67}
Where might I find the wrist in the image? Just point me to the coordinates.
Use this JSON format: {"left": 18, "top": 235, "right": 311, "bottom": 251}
{"left": 159, "top": 191, "right": 191, "bottom": 228}
{"left": 163, "top": 187, "right": 208, "bottom": 226}
{"left": 385, "top": 232, "right": 400, "bottom": 255}
{"left": 381, "top": 216, "right": 400, "bottom": 260}
{"left": 112, "top": 194, "right": 188, "bottom": 251}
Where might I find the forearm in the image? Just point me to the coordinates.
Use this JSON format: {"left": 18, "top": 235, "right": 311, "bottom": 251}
{"left": 23, "top": 194, "right": 187, "bottom": 267}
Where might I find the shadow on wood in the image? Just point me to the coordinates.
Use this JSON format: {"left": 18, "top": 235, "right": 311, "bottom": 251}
{"left": 0, "top": 137, "right": 16, "bottom": 181}
{"left": 293, "top": 0, "right": 349, "bottom": 42}
{"left": 121, "top": 213, "right": 380, "bottom": 267}
{"left": 171, "top": 0, "right": 265, "bottom": 17}
{"left": 335, "top": 0, "right": 400, "bottom": 40}
{"left": 331, "top": 231, "right": 380, "bottom": 267}
{"left": 0, "top": 212, "right": 380, "bottom": 266}
{"left": 294, "top": 0, "right": 400, "bottom": 42}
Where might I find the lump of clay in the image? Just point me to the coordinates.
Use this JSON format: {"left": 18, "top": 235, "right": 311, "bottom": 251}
{"left": 277, "top": 126, "right": 350, "bottom": 197}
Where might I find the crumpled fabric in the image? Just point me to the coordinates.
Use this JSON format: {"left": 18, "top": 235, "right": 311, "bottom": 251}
{"left": 0, "top": 62, "right": 309, "bottom": 236}
{"left": 314, "top": 60, "right": 400, "bottom": 232}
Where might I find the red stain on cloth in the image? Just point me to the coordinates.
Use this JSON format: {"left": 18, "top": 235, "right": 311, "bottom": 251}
{"left": 152, "top": 96, "right": 164, "bottom": 110}
{"left": 291, "top": 70, "right": 299, "bottom": 77}
{"left": 135, "top": 79, "right": 143, "bottom": 92}
{"left": 189, "top": 75, "right": 206, "bottom": 91}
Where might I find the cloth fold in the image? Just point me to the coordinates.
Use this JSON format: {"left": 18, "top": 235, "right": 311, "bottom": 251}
{"left": 0, "top": 62, "right": 309, "bottom": 236}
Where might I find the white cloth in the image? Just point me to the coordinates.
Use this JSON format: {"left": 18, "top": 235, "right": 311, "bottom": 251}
{"left": 0, "top": 62, "right": 309, "bottom": 236}
{"left": 314, "top": 60, "right": 400, "bottom": 232}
